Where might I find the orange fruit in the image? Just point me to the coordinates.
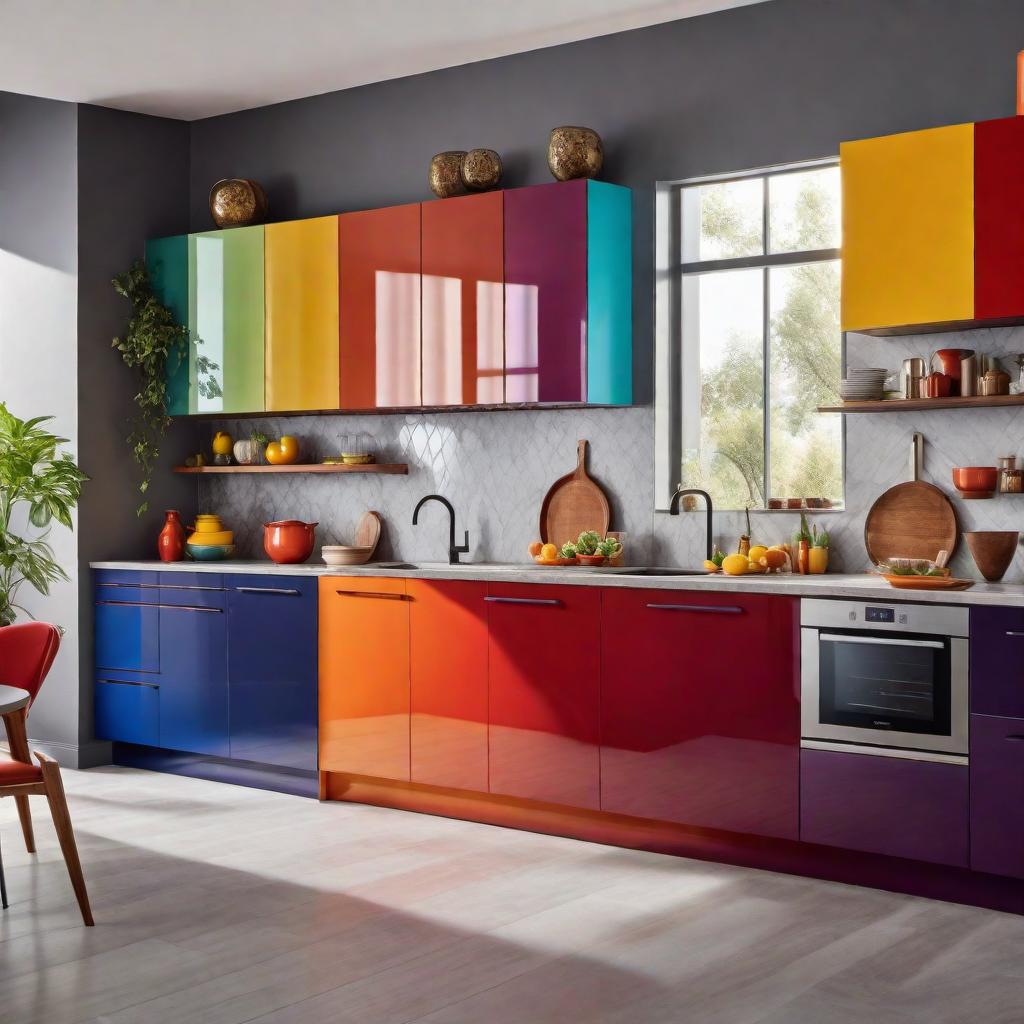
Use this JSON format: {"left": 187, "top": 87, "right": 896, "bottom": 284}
{"left": 278, "top": 435, "right": 300, "bottom": 463}
{"left": 540, "top": 543, "right": 558, "bottom": 561}
{"left": 528, "top": 541, "right": 543, "bottom": 557}
{"left": 721, "top": 554, "right": 749, "bottom": 576}
{"left": 748, "top": 545, "right": 768, "bottom": 563}
{"left": 760, "top": 549, "right": 787, "bottom": 570}
{"left": 265, "top": 441, "right": 285, "bottom": 465}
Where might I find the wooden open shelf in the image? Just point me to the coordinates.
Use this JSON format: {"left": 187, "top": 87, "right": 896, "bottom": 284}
{"left": 173, "top": 463, "right": 408, "bottom": 475}
{"left": 818, "top": 395, "right": 1024, "bottom": 413}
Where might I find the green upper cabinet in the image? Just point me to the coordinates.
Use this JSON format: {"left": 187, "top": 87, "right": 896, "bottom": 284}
{"left": 145, "top": 235, "right": 190, "bottom": 416}
{"left": 188, "top": 226, "right": 265, "bottom": 414}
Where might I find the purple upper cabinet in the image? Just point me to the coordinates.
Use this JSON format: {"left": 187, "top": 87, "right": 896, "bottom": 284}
{"left": 970, "top": 607, "right": 1024, "bottom": 717}
{"left": 971, "top": 713, "right": 1024, "bottom": 879}
{"left": 504, "top": 180, "right": 588, "bottom": 403}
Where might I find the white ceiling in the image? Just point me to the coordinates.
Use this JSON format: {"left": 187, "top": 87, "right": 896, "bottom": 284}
{"left": 0, "top": 0, "right": 770, "bottom": 120}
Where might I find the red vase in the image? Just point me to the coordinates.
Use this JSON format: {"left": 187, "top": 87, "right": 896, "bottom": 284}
{"left": 157, "top": 510, "right": 186, "bottom": 562}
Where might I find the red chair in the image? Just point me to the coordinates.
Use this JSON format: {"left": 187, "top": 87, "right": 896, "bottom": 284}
{"left": 0, "top": 623, "right": 93, "bottom": 925}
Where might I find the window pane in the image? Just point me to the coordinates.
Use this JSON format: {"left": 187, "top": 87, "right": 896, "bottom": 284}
{"left": 768, "top": 260, "right": 843, "bottom": 506}
{"left": 680, "top": 269, "right": 764, "bottom": 509}
{"left": 768, "top": 166, "right": 840, "bottom": 253}
{"left": 681, "top": 178, "right": 764, "bottom": 262}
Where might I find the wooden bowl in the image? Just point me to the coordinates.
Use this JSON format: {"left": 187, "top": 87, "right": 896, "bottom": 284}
{"left": 322, "top": 545, "right": 374, "bottom": 566}
{"left": 965, "top": 531, "right": 1019, "bottom": 582}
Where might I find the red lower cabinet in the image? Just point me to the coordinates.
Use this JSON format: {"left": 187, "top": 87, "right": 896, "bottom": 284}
{"left": 408, "top": 579, "right": 489, "bottom": 791}
{"left": 487, "top": 583, "right": 601, "bottom": 809}
{"left": 601, "top": 590, "right": 800, "bottom": 839}
{"left": 970, "top": 713, "right": 1024, "bottom": 879}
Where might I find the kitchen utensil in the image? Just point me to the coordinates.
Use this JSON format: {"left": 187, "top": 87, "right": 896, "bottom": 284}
{"left": 354, "top": 510, "right": 382, "bottom": 557}
{"left": 965, "top": 531, "right": 1019, "bottom": 581}
{"left": 864, "top": 434, "right": 959, "bottom": 565}
{"left": 263, "top": 520, "right": 318, "bottom": 564}
{"left": 186, "top": 543, "right": 235, "bottom": 561}
{"left": 952, "top": 466, "right": 998, "bottom": 498}
{"left": 902, "top": 357, "right": 926, "bottom": 398}
{"left": 193, "top": 514, "right": 224, "bottom": 533}
{"left": 935, "top": 549, "right": 951, "bottom": 569}
{"left": 321, "top": 545, "right": 375, "bottom": 566}
{"left": 882, "top": 573, "right": 973, "bottom": 591}
{"left": 925, "top": 371, "right": 952, "bottom": 398}
{"left": 933, "top": 348, "right": 973, "bottom": 396}
{"left": 980, "top": 368, "right": 1011, "bottom": 396}
{"left": 533, "top": 556, "right": 578, "bottom": 566}
{"left": 998, "top": 455, "right": 1023, "bottom": 493}
{"left": 539, "top": 440, "right": 611, "bottom": 545}
{"left": 960, "top": 354, "right": 977, "bottom": 397}
{"left": 186, "top": 529, "right": 234, "bottom": 546}
{"left": 577, "top": 553, "right": 606, "bottom": 567}
{"left": 340, "top": 453, "right": 374, "bottom": 465}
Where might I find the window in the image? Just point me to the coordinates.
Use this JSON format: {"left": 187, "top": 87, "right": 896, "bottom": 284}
{"left": 655, "top": 161, "right": 843, "bottom": 510}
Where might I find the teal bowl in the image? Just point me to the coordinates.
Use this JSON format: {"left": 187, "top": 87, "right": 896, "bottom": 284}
{"left": 186, "top": 543, "right": 235, "bottom": 562}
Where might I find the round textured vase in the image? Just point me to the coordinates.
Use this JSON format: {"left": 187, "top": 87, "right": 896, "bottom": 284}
{"left": 460, "top": 148, "right": 503, "bottom": 191}
{"left": 429, "top": 151, "right": 469, "bottom": 198}
{"left": 157, "top": 510, "right": 186, "bottom": 563}
{"left": 548, "top": 126, "right": 603, "bottom": 181}
{"left": 209, "top": 178, "right": 268, "bottom": 228}
{"left": 232, "top": 439, "right": 262, "bottom": 465}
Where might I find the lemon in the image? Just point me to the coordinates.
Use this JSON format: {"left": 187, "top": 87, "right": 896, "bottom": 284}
{"left": 703, "top": 559, "right": 720, "bottom": 573}
{"left": 721, "top": 554, "right": 749, "bottom": 576}
{"left": 540, "top": 543, "right": 558, "bottom": 561}
{"left": 748, "top": 545, "right": 768, "bottom": 563}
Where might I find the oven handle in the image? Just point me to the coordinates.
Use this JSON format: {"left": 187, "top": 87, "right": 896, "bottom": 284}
{"left": 818, "top": 633, "right": 944, "bottom": 650}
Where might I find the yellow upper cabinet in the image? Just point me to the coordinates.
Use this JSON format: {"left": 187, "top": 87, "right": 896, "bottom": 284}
{"left": 841, "top": 123, "right": 974, "bottom": 333}
{"left": 265, "top": 216, "right": 340, "bottom": 411}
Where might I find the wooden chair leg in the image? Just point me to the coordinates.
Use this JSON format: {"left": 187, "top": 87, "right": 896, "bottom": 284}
{"left": 3, "top": 708, "right": 35, "bottom": 853}
{"left": 36, "top": 753, "right": 94, "bottom": 926}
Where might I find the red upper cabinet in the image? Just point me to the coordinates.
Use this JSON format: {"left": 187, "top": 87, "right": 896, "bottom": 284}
{"left": 421, "top": 192, "right": 505, "bottom": 406}
{"left": 504, "top": 180, "right": 588, "bottom": 403}
{"left": 975, "top": 116, "right": 1024, "bottom": 320}
{"left": 408, "top": 579, "right": 489, "bottom": 791}
{"left": 601, "top": 589, "right": 800, "bottom": 839}
{"left": 339, "top": 204, "right": 421, "bottom": 410}
{"left": 487, "top": 582, "right": 600, "bottom": 809}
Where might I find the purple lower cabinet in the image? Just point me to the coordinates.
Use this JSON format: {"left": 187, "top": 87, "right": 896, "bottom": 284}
{"left": 503, "top": 180, "right": 587, "bottom": 404}
{"left": 800, "top": 749, "right": 969, "bottom": 867}
{"left": 971, "top": 714, "right": 1024, "bottom": 880}
{"left": 970, "top": 606, "right": 1024, "bottom": 717}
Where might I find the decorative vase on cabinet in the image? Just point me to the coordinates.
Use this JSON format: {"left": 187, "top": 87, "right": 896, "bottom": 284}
{"left": 157, "top": 510, "right": 186, "bottom": 562}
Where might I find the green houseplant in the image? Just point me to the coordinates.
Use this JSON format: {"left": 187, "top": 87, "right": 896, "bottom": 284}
{"left": 0, "top": 404, "right": 86, "bottom": 626}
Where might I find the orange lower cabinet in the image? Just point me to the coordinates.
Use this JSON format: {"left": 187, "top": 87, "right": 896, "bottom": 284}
{"left": 486, "top": 583, "right": 601, "bottom": 809}
{"left": 318, "top": 576, "right": 410, "bottom": 780}
{"left": 408, "top": 579, "right": 489, "bottom": 791}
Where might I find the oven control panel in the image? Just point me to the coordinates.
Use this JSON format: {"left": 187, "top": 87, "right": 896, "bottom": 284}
{"left": 800, "top": 598, "right": 968, "bottom": 638}
{"left": 865, "top": 606, "right": 896, "bottom": 624}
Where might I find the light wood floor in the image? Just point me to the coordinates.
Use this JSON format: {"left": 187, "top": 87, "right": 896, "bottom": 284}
{"left": 1, "top": 766, "right": 1022, "bottom": 1024}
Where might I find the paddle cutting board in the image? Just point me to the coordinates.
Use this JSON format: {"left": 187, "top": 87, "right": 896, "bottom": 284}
{"left": 355, "top": 511, "right": 382, "bottom": 557}
{"left": 539, "top": 440, "right": 611, "bottom": 546}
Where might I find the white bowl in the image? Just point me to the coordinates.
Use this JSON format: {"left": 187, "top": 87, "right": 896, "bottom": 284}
{"left": 322, "top": 545, "right": 375, "bottom": 566}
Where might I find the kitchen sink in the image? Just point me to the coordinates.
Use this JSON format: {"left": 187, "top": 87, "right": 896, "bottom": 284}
{"left": 604, "top": 567, "right": 709, "bottom": 577}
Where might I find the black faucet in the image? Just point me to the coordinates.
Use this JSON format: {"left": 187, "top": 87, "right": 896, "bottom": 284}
{"left": 412, "top": 494, "right": 470, "bottom": 565}
{"left": 668, "top": 487, "right": 714, "bottom": 561}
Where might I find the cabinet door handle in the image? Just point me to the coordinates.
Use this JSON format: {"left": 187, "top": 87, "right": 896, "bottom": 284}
{"left": 96, "top": 600, "right": 221, "bottom": 612}
{"left": 158, "top": 604, "right": 223, "bottom": 613}
{"left": 96, "top": 678, "right": 159, "bottom": 690}
{"left": 646, "top": 603, "right": 744, "bottom": 614}
{"left": 335, "top": 589, "right": 409, "bottom": 601}
{"left": 1005, "top": 735, "right": 1024, "bottom": 742}
{"left": 234, "top": 587, "right": 301, "bottom": 596}
{"left": 484, "top": 597, "right": 562, "bottom": 607}
{"left": 1006, "top": 631, "right": 1024, "bottom": 637}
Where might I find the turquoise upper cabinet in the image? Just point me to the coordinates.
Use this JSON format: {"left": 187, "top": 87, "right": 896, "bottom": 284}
{"left": 586, "top": 182, "right": 632, "bottom": 405}
{"left": 188, "top": 226, "right": 265, "bottom": 414}
{"left": 145, "top": 235, "right": 190, "bottom": 416}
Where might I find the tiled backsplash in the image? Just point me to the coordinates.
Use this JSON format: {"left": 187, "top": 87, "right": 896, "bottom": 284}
{"left": 203, "top": 326, "right": 1024, "bottom": 579}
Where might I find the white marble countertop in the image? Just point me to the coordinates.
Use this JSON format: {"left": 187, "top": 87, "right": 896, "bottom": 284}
{"left": 89, "top": 560, "right": 1024, "bottom": 607}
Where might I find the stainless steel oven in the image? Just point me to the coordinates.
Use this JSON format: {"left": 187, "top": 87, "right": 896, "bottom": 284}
{"left": 801, "top": 598, "right": 969, "bottom": 762}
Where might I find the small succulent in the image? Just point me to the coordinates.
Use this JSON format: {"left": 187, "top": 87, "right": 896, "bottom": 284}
{"left": 711, "top": 546, "right": 725, "bottom": 568}
{"left": 792, "top": 511, "right": 812, "bottom": 545}
{"left": 576, "top": 530, "right": 601, "bottom": 556}
{"left": 560, "top": 541, "right": 578, "bottom": 559}
{"left": 596, "top": 537, "right": 621, "bottom": 558}
{"left": 812, "top": 525, "right": 829, "bottom": 549}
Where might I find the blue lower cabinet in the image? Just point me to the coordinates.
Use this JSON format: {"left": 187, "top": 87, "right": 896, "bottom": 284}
{"left": 95, "top": 594, "right": 160, "bottom": 674}
{"left": 226, "top": 575, "right": 317, "bottom": 771}
{"left": 158, "top": 594, "right": 229, "bottom": 757}
{"left": 95, "top": 679, "right": 160, "bottom": 746}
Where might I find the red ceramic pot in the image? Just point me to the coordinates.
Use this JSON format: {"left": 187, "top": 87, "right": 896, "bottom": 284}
{"left": 952, "top": 467, "right": 998, "bottom": 493}
{"left": 157, "top": 510, "right": 186, "bottom": 562}
{"left": 925, "top": 372, "right": 952, "bottom": 399}
{"left": 263, "top": 520, "right": 318, "bottom": 564}
{"left": 933, "top": 348, "right": 973, "bottom": 397}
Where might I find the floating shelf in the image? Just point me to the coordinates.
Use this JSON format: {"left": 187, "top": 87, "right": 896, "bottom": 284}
{"left": 173, "top": 463, "right": 409, "bottom": 475}
{"left": 818, "top": 395, "right": 1024, "bottom": 413}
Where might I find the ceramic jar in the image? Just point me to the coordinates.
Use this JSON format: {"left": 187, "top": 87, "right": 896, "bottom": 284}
{"left": 233, "top": 439, "right": 263, "bottom": 465}
{"left": 157, "top": 510, "right": 186, "bottom": 563}
{"left": 264, "top": 520, "right": 318, "bottom": 564}
{"left": 548, "top": 127, "right": 603, "bottom": 181}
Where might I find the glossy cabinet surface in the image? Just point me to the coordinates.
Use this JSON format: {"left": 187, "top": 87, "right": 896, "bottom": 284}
{"left": 188, "top": 225, "right": 265, "bottom": 414}
{"left": 146, "top": 235, "right": 190, "bottom": 417}
{"left": 970, "top": 606, "right": 1024, "bottom": 718}
{"left": 487, "top": 582, "right": 600, "bottom": 809}
{"left": 94, "top": 574, "right": 160, "bottom": 674}
{"left": 421, "top": 192, "right": 505, "bottom": 406}
{"left": 504, "top": 180, "right": 588, "bottom": 403}
{"left": 319, "top": 576, "right": 410, "bottom": 780}
{"left": 970, "top": 713, "right": 1024, "bottom": 879}
{"left": 95, "top": 679, "right": 159, "bottom": 747}
{"left": 841, "top": 123, "right": 974, "bottom": 332}
{"left": 800, "top": 749, "right": 969, "bottom": 867}
{"left": 339, "top": 204, "right": 421, "bottom": 410}
{"left": 601, "top": 590, "right": 799, "bottom": 839}
{"left": 226, "top": 576, "right": 317, "bottom": 771}
{"left": 408, "top": 579, "right": 489, "bottom": 791}
{"left": 265, "top": 216, "right": 340, "bottom": 411}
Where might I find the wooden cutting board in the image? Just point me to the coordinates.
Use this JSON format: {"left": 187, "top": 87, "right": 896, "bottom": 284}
{"left": 539, "top": 440, "right": 611, "bottom": 546}
{"left": 355, "top": 511, "right": 382, "bottom": 557}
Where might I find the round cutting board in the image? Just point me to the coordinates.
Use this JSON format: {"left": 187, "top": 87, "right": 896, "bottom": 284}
{"left": 539, "top": 440, "right": 611, "bottom": 546}
{"left": 864, "top": 481, "right": 958, "bottom": 565}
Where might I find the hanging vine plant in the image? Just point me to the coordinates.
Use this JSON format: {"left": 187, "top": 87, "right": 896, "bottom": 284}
{"left": 111, "top": 260, "right": 219, "bottom": 515}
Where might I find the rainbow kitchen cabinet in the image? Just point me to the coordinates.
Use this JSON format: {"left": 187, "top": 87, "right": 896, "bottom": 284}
{"left": 145, "top": 235, "right": 190, "bottom": 416}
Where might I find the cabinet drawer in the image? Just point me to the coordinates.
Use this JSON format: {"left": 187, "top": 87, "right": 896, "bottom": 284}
{"left": 800, "top": 749, "right": 968, "bottom": 867}
{"left": 970, "top": 607, "right": 1024, "bottom": 717}
{"left": 95, "top": 600, "right": 159, "bottom": 673}
{"left": 95, "top": 569, "right": 159, "bottom": 588}
{"left": 95, "top": 679, "right": 159, "bottom": 746}
{"left": 971, "top": 714, "right": 1024, "bottom": 879}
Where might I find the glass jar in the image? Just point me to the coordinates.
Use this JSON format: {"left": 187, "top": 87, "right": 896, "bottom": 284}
{"left": 999, "top": 456, "right": 1023, "bottom": 493}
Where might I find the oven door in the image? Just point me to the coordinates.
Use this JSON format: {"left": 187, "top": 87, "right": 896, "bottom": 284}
{"left": 801, "top": 628, "right": 968, "bottom": 757}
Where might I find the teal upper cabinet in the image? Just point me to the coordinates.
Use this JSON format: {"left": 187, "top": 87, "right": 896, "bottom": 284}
{"left": 145, "top": 235, "right": 190, "bottom": 416}
{"left": 188, "top": 226, "right": 265, "bottom": 414}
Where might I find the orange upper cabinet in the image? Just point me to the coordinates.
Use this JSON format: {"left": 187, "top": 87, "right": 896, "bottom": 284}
{"left": 841, "top": 123, "right": 974, "bottom": 333}
{"left": 421, "top": 192, "right": 505, "bottom": 406}
{"left": 339, "top": 204, "right": 421, "bottom": 410}
{"left": 265, "top": 216, "right": 340, "bottom": 412}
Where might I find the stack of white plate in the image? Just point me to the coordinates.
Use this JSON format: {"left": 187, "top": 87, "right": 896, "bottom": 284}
{"left": 840, "top": 367, "right": 887, "bottom": 401}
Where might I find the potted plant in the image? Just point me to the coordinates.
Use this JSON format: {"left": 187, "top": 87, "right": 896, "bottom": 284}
{"left": 0, "top": 404, "right": 86, "bottom": 626}
{"left": 809, "top": 524, "right": 830, "bottom": 575}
